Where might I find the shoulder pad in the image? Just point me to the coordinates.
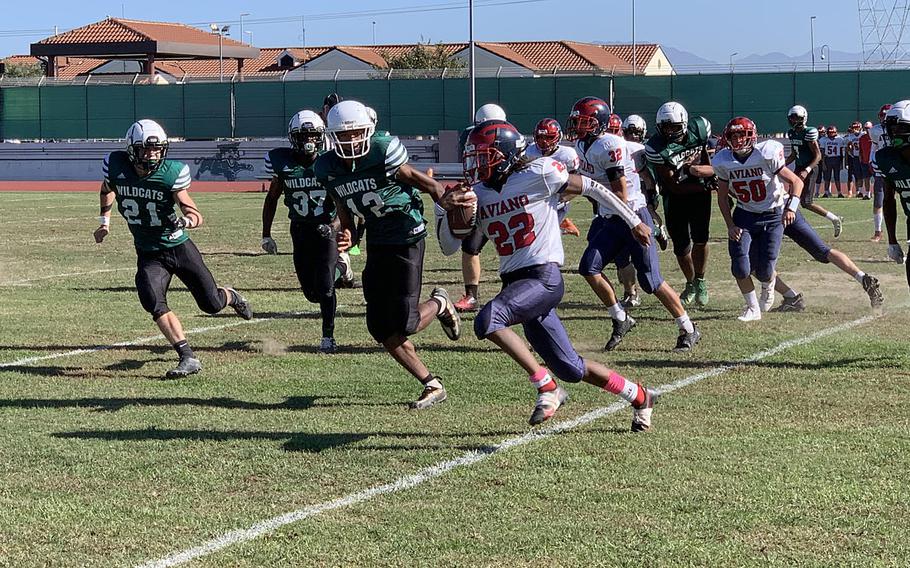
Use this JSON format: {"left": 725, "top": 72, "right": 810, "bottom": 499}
{"left": 690, "top": 116, "right": 711, "bottom": 143}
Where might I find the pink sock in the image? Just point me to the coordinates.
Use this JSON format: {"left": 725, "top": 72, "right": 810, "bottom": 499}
{"left": 529, "top": 367, "right": 556, "bottom": 393}
{"left": 605, "top": 370, "right": 641, "bottom": 404}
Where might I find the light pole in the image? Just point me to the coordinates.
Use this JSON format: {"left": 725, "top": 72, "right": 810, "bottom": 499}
{"left": 239, "top": 13, "right": 249, "bottom": 43}
{"left": 372, "top": 21, "right": 376, "bottom": 44}
{"left": 210, "top": 24, "right": 231, "bottom": 82}
{"left": 631, "top": 0, "right": 636, "bottom": 76}
{"left": 729, "top": 52, "right": 738, "bottom": 73}
{"left": 810, "top": 16, "right": 817, "bottom": 71}
{"left": 246, "top": 30, "right": 253, "bottom": 47}
{"left": 469, "top": 0, "right": 475, "bottom": 121}
{"left": 821, "top": 44, "right": 830, "bottom": 72}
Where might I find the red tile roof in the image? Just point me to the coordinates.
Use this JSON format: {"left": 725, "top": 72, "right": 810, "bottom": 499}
{"left": 36, "top": 17, "right": 247, "bottom": 49}
{"left": 602, "top": 43, "right": 660, "bottom": 73}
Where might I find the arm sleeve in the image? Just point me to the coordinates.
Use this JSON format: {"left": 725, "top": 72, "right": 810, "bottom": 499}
{"left": 173, "top": 164, "right": 192, "bottom": 191}
{"left": 385, "top": 136, "right": 409, "bottom": 178}
{"left": 433, "top": 203, "right": 463, "bottom": 256}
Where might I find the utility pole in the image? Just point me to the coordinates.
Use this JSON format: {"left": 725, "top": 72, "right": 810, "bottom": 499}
{"left": 810, "top": 15, "right": 817, "bottom": 71}
{"left": 469, "top": 0, "right": 475, "bottom": 120}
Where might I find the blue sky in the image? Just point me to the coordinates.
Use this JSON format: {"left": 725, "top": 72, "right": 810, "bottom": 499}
{"left": 0, "top": 0, "right": 865, "bottom": 62}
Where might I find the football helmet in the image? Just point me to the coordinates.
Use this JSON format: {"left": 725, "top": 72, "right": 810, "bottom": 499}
{"left": 366, "top": 106, "right": 378, "bottom": 125}
{"left": 827, "top": 125, "right": 838, "bottom": 138}
{"left": 606, "top": 113, "right": 623, "bottom": 135}
{"left": 126, "top": 119, "right": 169, "bottom": 173}
{"left": 326, "top": 100, "right": 376, "bottom": 159}
{"left": 622, "top": 114, "right": 647, "bottom": 142}
{"left": 474, "top": 103, "right": 507, "bottom": 125}
{"left": 787, "top": 105, "right": 808, "bottom": 128}
{"left": 287, "top": 110, "right": 325, "bottom": 156}
{"left": 534, "top": 118, "right": 562, "bottom": 155}
{"left": 463, "top": 119, "right": 527, "bottom": 186}
{"left": 879, "top": 104, "right": 893, "bottom": 123}
{"left": 656, "top": 102, "right": 689, "bottom": 142}
{"left": 884, "top": 105, "right": 910, "bottom": 148}
{"left": 850, "top": 121, "right": 862, "bottom": 134}
{"left": 565, "top": 96, "right": 612, "bottom": 140}
{"left": 723, "top": 117, "right": 757, "bottom": 157}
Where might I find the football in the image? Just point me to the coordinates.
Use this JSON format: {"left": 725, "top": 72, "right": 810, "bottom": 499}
{"left": 446, "top": 188, "right": 478, "bottom": 238}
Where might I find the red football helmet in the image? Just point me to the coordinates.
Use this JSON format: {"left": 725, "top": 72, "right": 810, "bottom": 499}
{"left": 463, "top": 119, "right": 527, "bottom": 185}
{"left": 534, "top": 118, "right": 562, "bottom": 155}
{"left": 723, "top": 117, "right": 756, "bottom": 156}
{"left": 565, "top": 96, "right": 612, "bottom": 140}
{"left": 827, "top": 125, "right": 838, "bottom": 137}
{"left": 850, "top": 121, "right": 862, "bottom": 133}
{"left": 880, "top": 104, "right": 893, "bottom": 123}
{"left": 606, "top": 113, "right": 623, "bottom": 135}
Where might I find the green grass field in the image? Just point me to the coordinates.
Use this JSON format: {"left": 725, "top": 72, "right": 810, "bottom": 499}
{"left": 1, "top": 191, "right": 909, "bottom": 567}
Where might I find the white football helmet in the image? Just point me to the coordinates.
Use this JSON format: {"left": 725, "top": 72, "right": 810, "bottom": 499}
{"left": 474, "top": 103, "right": 506, "bottom": 124}
{"left": 288, "top": 110, "right": 325, "bottom": 155}
{"left": 126, "top": 119, "right": 168, "bottom": 172}
{"left": 326, "top": 100, "right": 376, "bottom": 159}
{"left": 787, "top": 105, "right": 808, "bottom": 128}
{"left": 655, "top": 102, "right": 688, "bottom": 142}
{"left": 884, "top": 104, "right": 910, "bottom": 148}
{"left": 622, "top": 114, "right": 647, "bottom": 141}
{"left": 365, "top": 106, "right": 378, "bottom": 126}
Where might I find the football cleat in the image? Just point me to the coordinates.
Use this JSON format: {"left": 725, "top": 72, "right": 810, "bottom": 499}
{"left": 694, "top": 278, "right": 709, "bottom": 307}
{"left": 631, "top": 387, "right": 660, "bottom": 433}
{"left": 431, "top": 287, "right": 461, "bottom": 340}
{"left": 319, "top": 337, "right": 337, "bottom": 354}
{"left": 679, "top": 281, "right": 697, "bottom": 305}
{"left": 620, "top": 291, "right": 642, "bottom": 308}
{"left": 862, "top": 274, "right": 884, "bottom": 308}
{"left": 737, "top": 305, "right": 762, "bottom": 322}
{"left": 226, "top": 288, "right": 253, "bottom": 320}
{"left": 529, "top": 386, "right": 569, "bottom": 426}
{"left": 673, "top": 325, "right": 701, "bottom": 353}
{"left": 759, "top": 285, "right": 775, "bottom": 312}
{"left": 165, "top": 356, "right": 202, "bottom": 379}
{"left": 559, "top": 217, "right": 581, "bottom": 237}
{"left": 409, "top": 385, "right": 447, "bottom": 410}
{"left": 833, "top": 216, "right": 844, "bottom": 238}
{"left": 604, "top": 315, "right": 636, "bottom": 351}
{"left": 336, "top": 252, "right": 355, "bottom": 285}
{"left": 454, "top": 294, "right": 478, "bottom": 313}
{"left": 654, "top": 224, "right": 669, "bottom": 251}
{"left": 772, "top": 293, "right": 806, "bottom": 312}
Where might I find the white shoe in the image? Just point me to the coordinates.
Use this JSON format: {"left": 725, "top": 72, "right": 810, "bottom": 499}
{"left": 529, "top": 386, "right": 569, "bottom": 425}
{"left": 738, "top": 305, "right": 762, "bottom": 322}
{"left": 759, "top": 285, "right": 776, "bottom": 312}
{"left": 833, "top": 216, "right": 843, "bottom": 238}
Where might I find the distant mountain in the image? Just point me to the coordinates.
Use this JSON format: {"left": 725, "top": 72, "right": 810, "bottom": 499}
{"left": 661, "top": 46, "right": 719, "bottom": 68}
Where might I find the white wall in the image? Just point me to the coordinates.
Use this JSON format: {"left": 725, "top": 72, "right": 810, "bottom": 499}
{"left": 287, "top": 50, "right": 375, "bottom": 76}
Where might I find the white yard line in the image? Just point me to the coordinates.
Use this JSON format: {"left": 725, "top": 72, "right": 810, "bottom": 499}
{"left": 0, "top": 310, "right": 312, "bottom": 368}
{"left": 136, "top": 312, "right": 881, "bottom": 568}
{"left": 0, "top": 267, "right": 132, "bottom": 286}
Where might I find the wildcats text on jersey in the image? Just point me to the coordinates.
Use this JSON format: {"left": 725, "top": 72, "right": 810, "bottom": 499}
{"left": 115, "top": 186, "right": 165, "bottom": 201}
{"left": 478, "top": 194, "right": 530, "bottom": 220}
{"left": 284, "top": 177, "right": 320, "bottom": 189}
{"left": 334, "top": 177, "right": 379, "bottom": 198}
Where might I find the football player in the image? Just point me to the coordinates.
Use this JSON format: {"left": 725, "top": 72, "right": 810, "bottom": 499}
{"left": 876, "top": 102, "right": 910, "bottom": 285}
{"left": 524, "top": 118, "right": 581, "bottom": 236}
{"left": 845, "top": 121, "right": 865, "bottom": 198}
{"left": 453, "top": 103, "right": 507, "bottom": 312}
{"left": 93, "top": 120, "right": 253, "bottom": 379}
{"left": 645, "top": 101, "right": 715, "bottom": 307}
{"left": 712, "top": 117, "right": 804, "bottom": 321}
{"left": 452, "top": 118, "right": 659, "bottom": 430}
{"left": 569, "top": 97, "right": 700, "bottom": 352}
{"left": 315, "top": 100, "right": 461, "bottom": 410}
{"left": 870, "top": 104, "right": 893, "bottom": 241}
{"left": 261, "top": 110, "right": 351, "bottom": 354}
{"left": 821, "top": 125, "right": 846, "bottom": 198}
{"left": 785, "top": 106, "right": 843, "bottom": 236}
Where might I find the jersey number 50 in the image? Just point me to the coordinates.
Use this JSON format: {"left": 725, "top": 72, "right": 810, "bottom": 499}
{"left": 731, "top": 179, "right": 767, "bottom": 203}
{"left": 488, "top": 213, "right": 536, "bottom": 256}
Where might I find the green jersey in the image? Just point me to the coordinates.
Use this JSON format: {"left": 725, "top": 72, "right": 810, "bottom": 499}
{"left": 787, "top": 126, "right": 820, "bottom": 170}
{"left": 103, "top": 151, "right": 190, "bottom": 252}
{"left": 873, "top": 146, "right": 910, "bottom": 216}
{"left": 264, "top": 147, "right": 334, "bottom": 224}
{"left": 645, "top": 116, "right": 712, "bottom": 193}
{"left": 314, "top": 133, "right": 426, "bottom": 246}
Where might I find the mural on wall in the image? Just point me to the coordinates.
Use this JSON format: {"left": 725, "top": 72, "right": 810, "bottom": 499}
{"left": 194, "top": 143, "right": 255, "bottom": 181}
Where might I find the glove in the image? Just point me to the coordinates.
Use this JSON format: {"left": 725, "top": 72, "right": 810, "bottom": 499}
{"left": 316, "top": 224, "right": 334, "bottom": 239}
{"left": 261, "top": 236, "right": 278, "bottom": 254}
{"left": 887, "top": 243, "right": 905, "bottom": 264}
{"left": 174, "top": 215, "right": 194, "bottom": 230}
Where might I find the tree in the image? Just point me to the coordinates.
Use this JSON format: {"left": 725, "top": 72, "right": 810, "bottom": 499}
{"left": 379, "top": 43, "right": 465, "bottom": 78}
{"left": 1, "top": 61, "right": 44, "bottom": 78}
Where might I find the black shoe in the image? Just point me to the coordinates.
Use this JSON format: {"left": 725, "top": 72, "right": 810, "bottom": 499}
{"left": 604, "top": 315, "right": 636, "bottom": 351}
{"left": 165, "top": 356, "right": 202, "bottom": 379}
{"left": 673, "top": 325, "right": 701, "bottom": 353}
{"left": 226, "top": 288, "right": 253, "bottom": 320}
{"left": 862, "top": 274, "right": 884, "bottom": 308}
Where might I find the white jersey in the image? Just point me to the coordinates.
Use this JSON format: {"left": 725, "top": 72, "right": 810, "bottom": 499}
{"left": 575, "top": 133, "right": 645, "bottom": 215}
{"left": 844, "top": 133, "right": 862, "bottom": 157}
{"left": 820, "top": 136, "right": 846, "bottom": 158}
{"left": 711, "top": 140, "right": 788, "bottom": 214}
{"left": 474, "top": 158, "right": 568, "bottom": 275}
{"left": 524, "top": 143, "right": 579, "bottom": 173}
{"left": 870, "top": 124, "right": 886, "bottom": 176}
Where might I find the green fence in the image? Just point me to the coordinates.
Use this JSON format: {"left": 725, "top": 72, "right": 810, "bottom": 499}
{"left": 2, "top": 70, "right": 909, "bottom": 141}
